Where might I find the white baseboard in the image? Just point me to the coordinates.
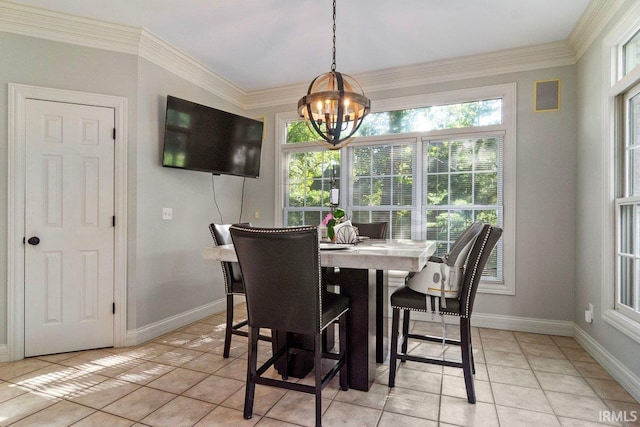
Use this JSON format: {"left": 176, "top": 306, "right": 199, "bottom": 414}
{"left": 0, "top": 344, "right": 8, "bottom": 363}
{"left": 574, "top": 325, "right": 640, "bottom": 403}
{"left": 125, "top": 297, "right": 228, "bottom": 346}
{"left": 400, "top": 310, "right": 574, "bottom": 337}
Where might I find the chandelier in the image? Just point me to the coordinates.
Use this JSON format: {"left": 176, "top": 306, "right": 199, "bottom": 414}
{"left": 297, "top": 0, "right": 371, "bottom": 149}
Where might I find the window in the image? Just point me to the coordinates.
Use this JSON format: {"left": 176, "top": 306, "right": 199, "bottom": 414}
{"left": 603, "top": 3, "right": 640, "bottom": 342}
{"left": 615, "top": 83, "right": 640, "bottom": 323}
{"left": 276, "top": 84, "right": 515, "bottom": 294}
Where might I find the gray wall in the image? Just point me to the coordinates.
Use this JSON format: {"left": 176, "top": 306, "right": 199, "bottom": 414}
{"left": 574, "top": 0, "right": 640, "bottom": 376}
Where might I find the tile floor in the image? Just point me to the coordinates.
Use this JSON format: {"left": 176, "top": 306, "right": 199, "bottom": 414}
{"left": 0, "top": 305, "right": 639, "bottom": 426}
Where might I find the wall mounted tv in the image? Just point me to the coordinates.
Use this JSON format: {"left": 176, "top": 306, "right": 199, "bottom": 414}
{"left": 162, "top": 95, "right": 264, "bottom": 178}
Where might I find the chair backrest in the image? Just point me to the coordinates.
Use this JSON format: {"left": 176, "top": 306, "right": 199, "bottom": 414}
{"left": 458, "top": 224, "right": 502, "bottom": 318}
{"left": 209, "top": 223, "right": 249, "bottom": 293}
{"left": 446, "top": 221, "right": 484, "bottom": 268}
{"left": 230, "top": 225, "right": 322, "bottom": 335}
{"left": 351, "top": 222, "right": 388, "bottom": 239}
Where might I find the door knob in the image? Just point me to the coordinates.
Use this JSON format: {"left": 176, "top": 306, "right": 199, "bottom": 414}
{"left": 27, "top": 236, "right": 40, "bottom": 246}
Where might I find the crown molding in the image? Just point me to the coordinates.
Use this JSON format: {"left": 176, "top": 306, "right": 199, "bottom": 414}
{"left": 1, "top": 0, "right": 623, "bottom": 111}
{"left": 0, "top": 0, "right": 246, "bottom": 107}
{"left": 568, "top": 0, "right": 627, "bottom": 60}
{"left": 246, "top": 41, "right": 576, "bottom": 109}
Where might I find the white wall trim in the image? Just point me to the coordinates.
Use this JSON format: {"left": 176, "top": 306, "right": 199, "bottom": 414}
{"left": 7, "top": 84, "right": 128, "bottom": 361}
{"left": 574, "top": 325, "right": 640, "bottom": 403}
{"left": 125, "top": 298, "right": 227, "bottom": 346}
{"left": 0, "top": 345, "right": 8, "bottom": 363}
{"left": 0, "top": 0, "right": 601, "bottom": 112}
{"left": 569, "top": 0, "right": 626, "bottom": 61}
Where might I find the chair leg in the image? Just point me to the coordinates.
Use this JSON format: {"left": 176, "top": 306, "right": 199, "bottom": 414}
{"left": 460, "top": 317, "right": 476, "bottom": 404}
{"left": 314, "top": 333, "right": 323, "bottom": 427}
{"left": 244, "top": 327, "right": 259, "bottom": 419}
{"left": 401, "top": 309, "right": 410, "bottom": 355}
{"left": 469, "top": 331, "right": 476, "bottom": 375}
{"left": 388, "top": 307, "right": 400, "bottom": 388}
{"left": 224, "top": 294, "right": 234, "bottom": 358}
{"left": 339, "top": 315, "right": 349, "bottom": 391}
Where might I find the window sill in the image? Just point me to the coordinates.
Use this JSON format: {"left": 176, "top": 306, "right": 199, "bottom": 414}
{"left": 602, "top": 309, "right": 640, "bottom": 345}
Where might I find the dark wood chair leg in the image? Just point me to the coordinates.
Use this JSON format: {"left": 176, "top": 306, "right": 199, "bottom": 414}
{"left": 314, "top": 333, "right": 322, "bottom": 427}
{"left": 224, "top": 294, "right": 234, "bottom": 358}
{"left": 401, "top": 309, "right": 410, "bottom": 355}
{"left": 388, "top": 307, "right": 400, "bottom": 387}
{"left": 244, "top": 327, "right": 258, "bottom": 419}
{"left": 339, "top": 315, "right": 349, "bottom": 391}
{"left": 460, "top": 317, "right": 476, "bottom": 404}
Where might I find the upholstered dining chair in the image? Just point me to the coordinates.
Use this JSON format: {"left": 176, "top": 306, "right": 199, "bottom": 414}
{"left": 388, "top": 223, "right": 502, "bottom": 404}
{"left": 230, "top": 224, "right": 350, "bottom": 427}
{"left": 209, "top": 223, "right": 270, "bottom": 358}
{"left": 351, "top": 221, "right": 388, "bottom": 239}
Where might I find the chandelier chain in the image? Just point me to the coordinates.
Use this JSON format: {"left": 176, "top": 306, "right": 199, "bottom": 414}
{"left": 331, "top": 0, "right": 336, "bottom": 71}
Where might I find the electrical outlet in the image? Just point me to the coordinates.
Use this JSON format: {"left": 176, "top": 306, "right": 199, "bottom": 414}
{"left": 162, "top": 207, "right": 173, "bottom": 220}
{"left": 254, "top": 211, "right": 260, "bottom": 220}
{"left": 585, "top": 303, "right": 594, "bottom": 323}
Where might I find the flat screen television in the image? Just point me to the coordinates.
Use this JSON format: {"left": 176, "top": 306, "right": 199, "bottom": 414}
{"left": 162, "top": 95, "right": 264, "bottom": 178}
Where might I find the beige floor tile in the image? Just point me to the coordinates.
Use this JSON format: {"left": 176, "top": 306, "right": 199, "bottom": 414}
{"left": 558, "top": 417, "right": 620, "bottom": 426}
{"left": 515, "top": 332, "right": 556, "bottom": 345}
{"left": 153, "top": 331, "right": 199, "bottom": 347}
{"left": 214, "top": 358, "right": 251, "bottom": 381}
{"left": 442, "top": 374, "right": 493, "bottom": 403}
{"left": 67, "top": 378, "right": 140, "bottom": 409}
{"left": 604, "top": 400, "right": 640, "bottom": 426}
{"left": 222, "top": 384, "right": 287, "bottom": 416}
{"left": 0, "top": 380, "right": 27, "bottom": 403}
{"left": 551, "top": 336, "right": 583, "bottom": 349}
{"left": 546, "top": 390, "right": 612, "bottom": 423}
{"left": 263, "top": 391, "right": 330, "bottom": 427}
{"left": 322, "top": 400, "right": 381, "bottom": 426}
{"left": 120, "top": 343, "right": 174, "bottom": 360}
{"left": 115, "top": 361, "right": 175, "bottom": 385}
{"left": 527, "top": 355, "right": 580, "bottom": 376}
{"left": 0, "top": 358, "right": 52, "bottom": 381}
{"left": 140, "top": 395, "right": 215, "bottom": 427}
{"left": 146, "top": 367, "right": 208, "bottom": 394}
{"left": 253, "top": 417, "right": 299, "bottom": 427}
{"left": 560, "top": 346, "right": 596, "bottom": 363}
{"left": 479, "top": 328, "right": 517, "bottom": 341}
{"left": 180, "top": 322, "right": 220, "bottom": 336}
{"left": 483, "top": 349, "right": 530, "bottom": 369}
{"left": 586, "top": 378, "right": 637, "bottom": 403}
{"left": 71, "top": 411, "right": 135, "bottom": 426}
{"left": 149, "top": 347, "right": 204, "bottom": 367}
{"left": 9, "top": 400, "right": 95, "bottom": 427}
{"left": 332, "top": 382, "right": 389, "bottom": 410}
{"left": 572, "top": 361, "right": 614, "bottom": 380}
{"left": 443, "top": 362, "right": 489, "bottom": 381}
{"left": 384, "top": 387, "right": 440, "bottom": 421}
{"left": 377, "top": 411, "right": 438, "bottom": 426}
{"left": 0, "top": 391, "right": 58, "bottom": 425}
{"left": 183, "top": 374, "right": 245, "bottom": 404}
{"left": 536, "top": 371, "right": 597, "bottom": 397}
{"left": 520, "top": 342, "right": 567, "bottom": 359}
{"left": 11, "top": 364, "right": 106, "bottom": 399}
{"left": 481, "top": 337, "right": 523, "bottom": 354}
{"left": 101, "top": 386, "right": 175, "bottom": 421}
{"left": 389, "top": 365, "right": 442, "bottom": 393}
{"left": 491, "top": 382, "right": 553, "bottom": 413}
{"left": 496, "top": 405, "right": 561, "bottom": 426}
{"left": 439, "top": 395, "right": 499, "bottom": 426}
{"left": 195, "top": 405, "right": 260, "bottom": 426}
{"left": 181, "top": 351, "right": 233, "bottom": 374}
{"left": 182, "top": 335, "right": 225, "bottom": 352}
{"left": 487, "top": 364, "right": 540, "bottom": 388}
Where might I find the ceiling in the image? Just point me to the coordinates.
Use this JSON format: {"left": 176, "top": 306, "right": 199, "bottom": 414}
{"left": 9, "top": 0, "right": 592, "bottom": 92}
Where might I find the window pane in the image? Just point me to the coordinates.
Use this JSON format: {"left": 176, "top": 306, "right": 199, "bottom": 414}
{"left": 355, "top": 98, "right": 502, "bottom": 137}
{"left": 285, "top": 150, "right": 340, "bottom": 226}
{"left": 423, "top": 136, "right": 504, "bottom": 281}
{"left": 624, "top": 28, "right": 640, "bottom": 76}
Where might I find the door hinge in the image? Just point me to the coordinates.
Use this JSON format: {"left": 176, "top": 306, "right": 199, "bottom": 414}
{"left": 112, "top": 128, "right": 116, "bottom": 140}
{"left": 112, "top": 303, "right": 116, "bottom": 314}
{"left": 112, "top": 216, "right": 116, "bottom": 227}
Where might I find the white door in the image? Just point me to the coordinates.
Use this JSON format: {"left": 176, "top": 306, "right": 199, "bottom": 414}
{"left": 24, "top": 99, "right": 115, "bottom": 357}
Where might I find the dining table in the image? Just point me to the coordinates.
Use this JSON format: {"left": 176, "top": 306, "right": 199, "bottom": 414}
{"left": 203, "top": 238, "right": 436, "bottom": 391}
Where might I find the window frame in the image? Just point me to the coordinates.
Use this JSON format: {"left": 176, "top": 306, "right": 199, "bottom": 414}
{"left": 602, "top": 2, "right": 640, "bottom": 343}
{"left": 275, "top": 83, "right": 516, "bottom": 295}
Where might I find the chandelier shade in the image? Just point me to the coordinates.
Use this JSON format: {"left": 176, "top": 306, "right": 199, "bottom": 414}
{"left": 297, "top": 0, "right": 371, "bottom": 148}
